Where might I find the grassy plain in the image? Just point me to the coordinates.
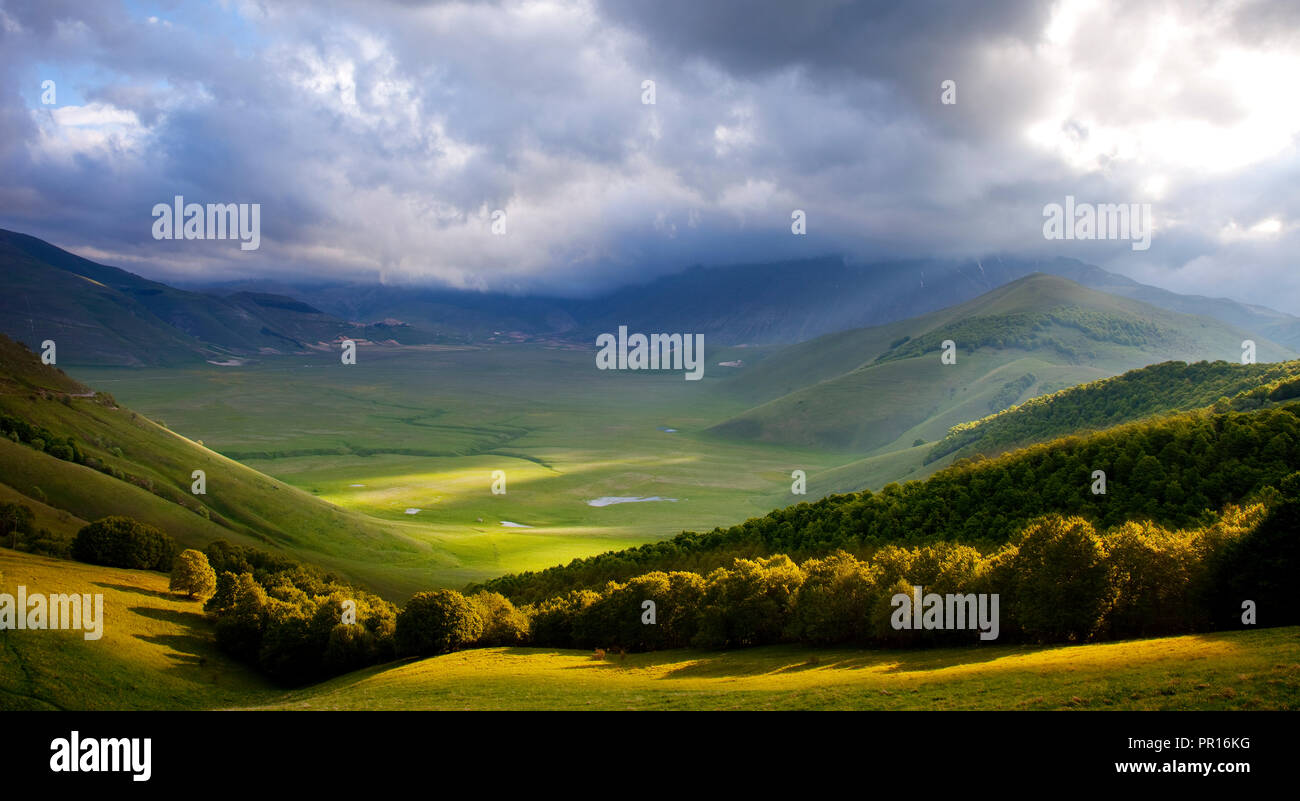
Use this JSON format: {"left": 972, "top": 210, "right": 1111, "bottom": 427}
{"left": 69, "top": 345, "right": 850, "bottom": 594}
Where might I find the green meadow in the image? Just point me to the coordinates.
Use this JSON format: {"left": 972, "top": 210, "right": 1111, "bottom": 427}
{"left": 256, "top": 629, "right": 1300, "bottom": 711}
{"left": 69, "top": 344, "right": 848, "bottom": 594}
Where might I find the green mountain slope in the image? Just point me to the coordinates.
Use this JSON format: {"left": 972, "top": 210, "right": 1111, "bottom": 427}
{"left": 0, "top": 229, "right": 440, "bottom": 366}
{"left": 710, "top": 274, "right": 1294, "bottom": 454}
{"left": 809, "top": 357, "right": 1300, "bottom": 496}
{"left": 929, "top": 359, "right": 1300, "bottom": 464}
{"left": 1053, "top": 258, "right": 1300, "bottom": 351}
{"left": 0, "top": 231, "right": 215, "bottom": 365}
{"left": 0, "top": 334, "right": 432, "bottom": 597}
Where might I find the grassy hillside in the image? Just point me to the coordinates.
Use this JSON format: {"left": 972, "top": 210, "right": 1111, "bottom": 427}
{"left": 0, "top": 481, "right": 87, "bottom": 539}
{"left": 247, "top": 627, "right": 1300, "bottom": 711}
{"left": 6, "top": 546, "right": 1294, "bottom": 711}
{"left": 0, "top": 549, "right": 278, "bottom": 710}
{"left": 1056, "top": 257, "right": 1300, "bottom": 351}
{"left": 0, "top": 230, "right": 215, "bottom": 365}
{"left": 711, "top": 274, "right": 1294, "bottom": 454}
{"left": 0, "top": 334, "right": 446, "bottom": 598}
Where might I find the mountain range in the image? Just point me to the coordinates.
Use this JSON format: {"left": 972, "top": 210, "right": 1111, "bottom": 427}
{"left": 209, "top": 254, "right": 1300, "bottom": 350}
{"left": 6, "top": 228, "right": 1300, "bottom": 367}
{"left": 0, "top": 229, "right": 443, "bottom": 366}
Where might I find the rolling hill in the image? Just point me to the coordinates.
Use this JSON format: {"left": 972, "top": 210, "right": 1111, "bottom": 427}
{"left": 244, "top": 627, "right": 1299, "bottom": 711}
{"left": 1052, "top": 259, "right": 1300, "bottom": 351}
{"left": 709, "top": 274, "right": 1295, "bottom": 457}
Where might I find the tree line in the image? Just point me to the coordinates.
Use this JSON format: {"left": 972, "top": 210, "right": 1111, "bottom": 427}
{"left": 192, "top": 485, "right": 1296, "bottom": 686}
{"left": 520, "top": 495, "right": 1293, "bottom": 651}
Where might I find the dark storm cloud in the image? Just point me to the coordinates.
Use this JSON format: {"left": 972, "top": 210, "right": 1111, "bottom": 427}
{"left": 597, "top": 0, "right": 1046, "bottom": 76}
{"left": 0, "top": 0, "right": 1297, "bottom": 309}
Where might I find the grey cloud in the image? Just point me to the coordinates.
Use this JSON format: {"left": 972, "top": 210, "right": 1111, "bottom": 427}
{"left": 0, "top": 0, "right": 1296, "bottom": 312}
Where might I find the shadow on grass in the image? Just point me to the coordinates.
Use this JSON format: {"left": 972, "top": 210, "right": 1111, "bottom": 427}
{"left": 130, "top": 605, "right": 207, "bottom": 627}
{"left": 552, "top": 631, "right": 1272, "bottom": 680}
{"left": 128, "top": 607, "right": 256, "bottom": 692}
{"left": 538, "top": 642, "right": 1032, "bottom": 679}
{"left": 136, "top": 633, "right": 209, "bottom": 664}
{"left": 93, "top": 582, "right": 176, "bottom": 601}
{"left": 133, "top": 629, "right": 278, "bottom": 698}
{"left": 130, "top": 606, "right": 214, "bottom": 665}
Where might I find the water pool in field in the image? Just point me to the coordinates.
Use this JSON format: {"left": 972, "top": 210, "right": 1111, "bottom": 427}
{"left": 587, "top": 496, "right": 679, "bottom": 507}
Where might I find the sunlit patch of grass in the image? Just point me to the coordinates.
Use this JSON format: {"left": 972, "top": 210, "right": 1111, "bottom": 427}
{"left": 246, "top": 627, "right": 1300, "bottom": 711}
{"left": 0, "top": 550, "right": 277, "bottom": 711}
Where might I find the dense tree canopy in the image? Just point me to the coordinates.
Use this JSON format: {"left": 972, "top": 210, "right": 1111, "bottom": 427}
{"left": 395, "top": 590, "right": 483, "bottom": 656}
{"left": 929, "top": 360, "right": 1300, "bottom": 463}
{"left": 71, "top": 516, "right": 175, "bottom": 571}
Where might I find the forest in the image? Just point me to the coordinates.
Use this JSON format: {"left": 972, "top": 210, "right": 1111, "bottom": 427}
{"left": 482, "top": 402, "right": 1300, "bottom": 602}
{"left": 930, "top": 359, "right": 1300, "bottom": 463}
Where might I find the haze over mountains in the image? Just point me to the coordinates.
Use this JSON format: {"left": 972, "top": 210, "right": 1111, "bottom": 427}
{"left": 212, "top": 254, "right": 1300, "bottom": 351}
{"left": 710, "top": 274, "right": 1294, "bottom": 457}
{"left": 4, "top": 227, "right": 1300, "bottom": 367}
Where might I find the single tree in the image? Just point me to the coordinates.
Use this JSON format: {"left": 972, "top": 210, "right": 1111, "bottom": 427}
{"left": 170, "top": 549, "right": 218, "bottom": 599}
{"left": 0, "top": 502, "right": 33, "bottom": 549}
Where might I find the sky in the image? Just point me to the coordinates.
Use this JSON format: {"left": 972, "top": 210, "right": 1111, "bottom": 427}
{"left": 1, "top": 0, "right": 1298, "bottom": 308}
